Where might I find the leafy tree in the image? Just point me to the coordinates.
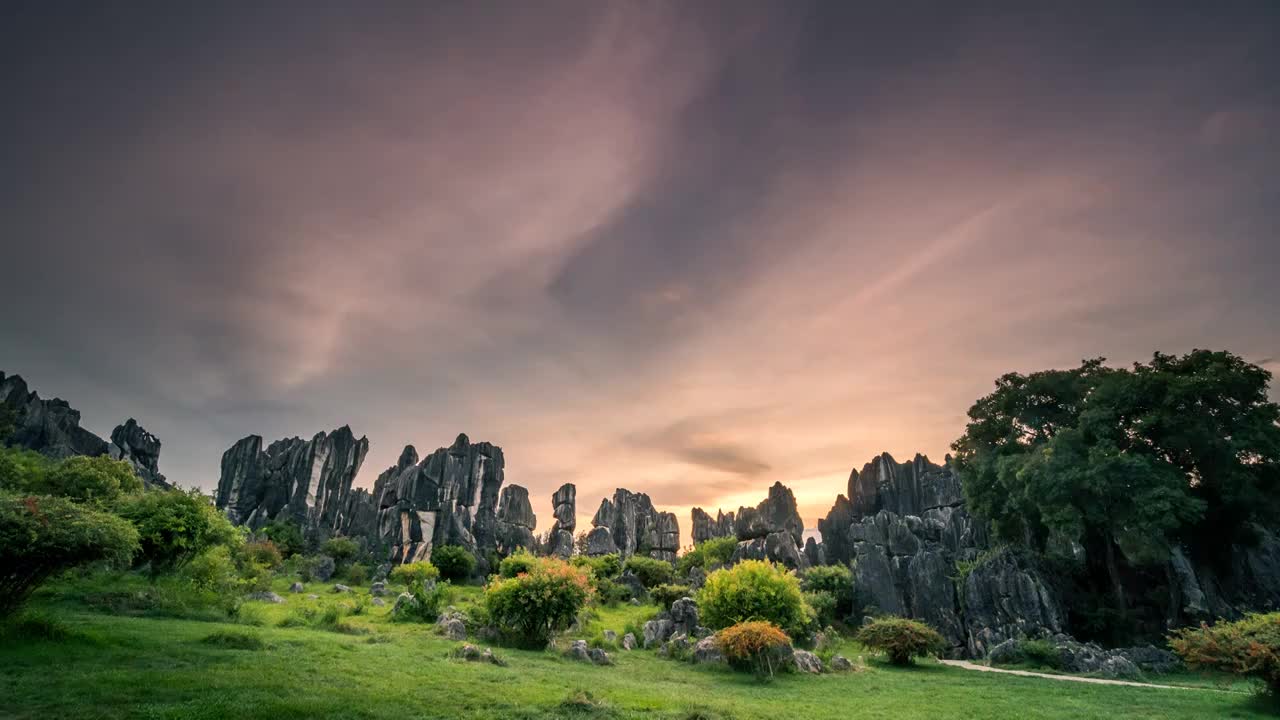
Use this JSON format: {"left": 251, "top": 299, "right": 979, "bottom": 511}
{"left": 430, "top": 545, "right": 476, "bottom": 582}
{"left": 622, "top": 555, "right": 674, "bottom": 588}
{"left": 1, "top": 453, "right": 141, "bottom": 507}
{"left": 0, "top": 446, "right": 51, "bottom": 493}
{"left": 953, "top": 350, "right": 1280, "bottom": 615}
{"left": 483, "top": 559, "right": 591, "bottom": 647}
{"left": 116, "top": 489, "right": 240, "bottom": 578}
{"left": 0, "top": 491, "right": 140, "bottom": 616}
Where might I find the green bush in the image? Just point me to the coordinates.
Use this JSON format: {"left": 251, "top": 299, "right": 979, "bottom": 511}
{"left": 801, "top": 564, "right": 854, "bottom": 620}
{"left": 697, "top": 560, "right": 811, "bottom": 636}
{"left": 571, "top": 553, "right": 622, "bottom": 580}
{"left": 25, "top": 455, "right": 142, "bottom": 507}
{"left": 262, "top": 519, "right": 304, "bottom": 557}
{"left": 717, "top": 621, "right": 793, "bottom": 679}
{"left": 592, "top": 577, "right": 632, "bottom": 607}
{"left": 804, "top": 590, "right": 839, "bottom": 628}
{"left": 389, "top": 561, "right": 439, "bottom": 586}
{"left": 297, "top": 554, "right": 336, "bottom": 582}
{"left": 1170, "top": 613, "right": 1280, "bottom": 696}
{"left": 182, "top": 546, "right": 240, "bottom": 594}
{"left": 676, "top": 536, "right": 738, "bottom": 575}
{"left": 623, "top": 555, "right": 674, "bottom": 588}
{"left": 1020, "top": 639, "right": 1063, "bottom": 669}
{"left": 483, "top": 558, "right": 591, "bottom": 647}
{"left": 650, "top": 583, "right": 692, "bottom": 610}
{"left": 431, "top": 545, "right": 476, "bottom": 582}
{"left": 0, "top": 447, "right": 51, "bottom": 494}
{"left": 498, "top": 551, "right": 539, "bottom": 578}
{"left": 0, "top": 492, "right": 140, "bottom": 617}
{"left": 394, "top": 581, "right": 453, "bottom": 623}
{"left": 240, "top": 540, "right": 283, "bottom": 569}
{"left": 855, "top": 617, "right": 946, "bottom": 665}
{"left": 115, "top": 489, "right": 239, "bottom": 578}
{"left": 345, "top": 562, "right": 368, "bottom": 586}
{"left": 322, "top": 536, "right": 360, "bottom": 566}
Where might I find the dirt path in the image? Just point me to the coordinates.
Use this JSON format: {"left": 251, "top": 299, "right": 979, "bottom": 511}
{"left": 936, "top": 659, "right": 1228, "bottom": 692}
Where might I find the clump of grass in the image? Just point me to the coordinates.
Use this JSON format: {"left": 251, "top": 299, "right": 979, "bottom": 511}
{"left": 200, "top": 630, "right": 265, "bottom": 651}
{"left": 2, "top": 612, "right": 79, "bottom": 642}
{"left": 558, "top": 689, "right": 615, "bottom": 717}
{"left": 234, "top": 603, "right": 268, "bottom": 627}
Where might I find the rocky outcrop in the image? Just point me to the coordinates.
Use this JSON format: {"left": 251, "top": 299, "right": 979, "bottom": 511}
{"left": 547, "top": 483, "right": 576, "bottom": 558}
{"left": 587, "top": 488, "right": 679, "bottom": 561}
{"left": 1, "top": 372, "right": 109, "bottom": 459}
{"left": 724, "top": 482, "right": 809, "bottom": 570}
{"left": 1, "top": 372, "right": 169, "bottom": 487}
{"left": 495, "top": 485, "right": 537, "bottom": 555}
{"left": 214, "top": 426, "right": 369, "bottom": 539}
{"left": 691, "top": 508, "right": 735, "bottom": 544}
{"left": 368, "top": 434, "right": 505, "bottom": 574}
{"left": 818, "top": 452, "right": 1061, "bottom": 655}
{"left": 108, "top": 418, "right": 168, "bottom": 487}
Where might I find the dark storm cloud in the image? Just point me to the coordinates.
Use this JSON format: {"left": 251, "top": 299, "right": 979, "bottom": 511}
{"left": 2, "top": 1, "right": 1279, "bottom": 539}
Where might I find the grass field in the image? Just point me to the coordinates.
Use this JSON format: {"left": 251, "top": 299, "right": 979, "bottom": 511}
{"left": 0, "top": 574, "right": 1270, "bottom": 720}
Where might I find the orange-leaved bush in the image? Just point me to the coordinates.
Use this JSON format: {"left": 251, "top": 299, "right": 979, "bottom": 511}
{"left": 717, "top": 621, "right": 793, "bottom": 678}
{"left": 484, "top": 557, "right": 591, "bottom": 647}
{"left": 1170, "top": 613, "right": 1280, "bottom": 696}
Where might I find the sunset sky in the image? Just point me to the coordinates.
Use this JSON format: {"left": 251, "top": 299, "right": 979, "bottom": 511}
{"left": 2, "top": 2, "right": 1278, "bottom": 542}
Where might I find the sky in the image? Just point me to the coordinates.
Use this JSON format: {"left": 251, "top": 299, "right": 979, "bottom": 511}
{"left": 2, "top": 1, "right": 1278, "bottom": 544}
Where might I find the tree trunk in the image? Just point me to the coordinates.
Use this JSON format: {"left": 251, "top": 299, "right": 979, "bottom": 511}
{"left": 1103, "top": 531, "right": 1126, "bottom": 614}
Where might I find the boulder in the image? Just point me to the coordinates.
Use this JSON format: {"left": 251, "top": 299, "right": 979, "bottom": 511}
{"left": 371, "top": 597, "right": 386, "bottom": 607}
{"left": 370, "top": 581, "right": 386, "bottom": 597}
{"left": 643, "top": 618, "right": 675, "bottom": 648}
{"left": 453, "top": 643, "right": 482, "bottom": 661}
{"left": 563, "top": 639, "right": 592, "bottom": 662}
{"left": 692, "top": 636, "right": 725, "bottom": 665}
{"left": 621, "top": 633, "right": 637, "bottom": 651}
{"left": 669, "top": 597, "right": 699, "bottom": 636}
{"left": 289, "top": 582, "right": 305, "bottom": 593}
{"left": 830, "top": 655, "right": 854, "bottom": 671}
{"left": 332, "top": 584, "right": 351, "bottom": 593}
{"left": 588, "top": 648, "right": 614, "bottom": 666}
{"left": 246, "top": 591, "right": 285, "bottom": 604}
{"left": 585, "top": 527, "right": 617, "bottom": 556}
{"left": 436, "top": 611, "right": 467, "bottom": 640}
{"left": 792, "top": 649, "right": 823, "bottom": 674}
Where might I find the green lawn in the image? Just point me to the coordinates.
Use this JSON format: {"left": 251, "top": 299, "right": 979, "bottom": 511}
{"left": 0, "top": 576, "right": 1269, "bottom": 720}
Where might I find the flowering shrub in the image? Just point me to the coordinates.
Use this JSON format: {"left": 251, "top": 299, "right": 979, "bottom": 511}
{"left": 855, "top": 617, "right": 946, "bottom": 665}
{"left": 697, "top": 560, "right": 810, "bottom": 636}
{"left": 717, "top": 621, "right": 793, "bottom": 679}
{"left": 1170, "top": 613, "right": 1280, "bottom": 695}
{"left": 484, "top": 558, "right": 591, "bottom": 647}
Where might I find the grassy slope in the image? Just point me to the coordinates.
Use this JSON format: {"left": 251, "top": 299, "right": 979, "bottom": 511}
{"left": 0, "top": 577, "right": 1268, "bottom": 720}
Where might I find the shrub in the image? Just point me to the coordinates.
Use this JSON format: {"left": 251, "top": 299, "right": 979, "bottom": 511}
{"left": 322, "top": 536, "right": 360, "bottom": 566}
{"left": 298, "top": 554, "right": 336, "bottom": 583}
{"left": 717, "top": 621, "right": 793, "bottom": 679}
{"left": 1020, "top": 639, "right": 1064, "bottom": 669}
{"left": 431, "top": 545, "right": 476, "bottom": 582}
{"left": 241, "top": 540, "right": 283, "bottom": 569}
{"left": 200, "top": 629, "right": 264, "bottom": 650}
{"left": 262, "top": 519, "right": 304, "bottom": 557}
{"left": 483, "top": 558, "right": 591, "bottom": 647}
{"left": 593, "top": 577, "right": 633, "bottom": 607}
{"left": 856, "top": 617, "right": 946, "bottom": 665}
{"left": 1170, "top": 613, "right": 1280, "bottom": 696}
{"left": 801, "top": 564, "right": 854, "bottom": 614}
{"left": 571, "top": 553, "right": 622, "bottom": 580}
{"left": 0, "top": 492, "right": 140, "bottom": 617}
{"left": 115, "top": 489, "right": 239, "bottom": 578}
{"left": 623, "top": 555, "right": 674, "bottom": 588}
{"left": 393, "top": 581, "right": 453, "bottom": 624}
{"left": 697, "top": 560, "right": 810, "bottom": 636}
{"left": 389, "top": 561, "right": 440, "bottom": 586}
{"left": 345, "top": 563, "right": 368, "bottom": 586}
{"left": 182, "top": 546, "right": 240, "bottom": 595}
{"left": 0, "top": 447, "right": 51, "bottom": 494}
{"left": 498, "top": 551, "right": 539, "bottom": 578}
{"left": 676, "top": 536, "right": 738, "bottom": 575}
{"left": 804, "top": 590, "right": 839, "bottom": 627}
{"left": 650, "top": 583, "right": 692, "bottom": 610}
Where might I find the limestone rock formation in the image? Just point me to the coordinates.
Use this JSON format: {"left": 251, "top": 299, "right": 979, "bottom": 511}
{"left": 368, "top": 434, "right": 505, "bottom": 573}
{"left": 587, "top": 488, "right": 679, "bottom": 561}
{"left": 1, "top": 372, "right": 170, "bottom": 487}
{"left": 108, "top": 418, "right": 168, "bottom": 487}
{"left": 495, "top": 484, "right": 537, "bottom": 555}
{"left": 214, "top": 426, "right": 370, "bottom": 539}
{"left": 0, "top": 372, "right": 109, "bottom": 459}
{"left": 730, "top": 482, "right": 809, "bottom": 570}
{"left": 547, "top": 483, "right": 576, "bottom": 558}
{"left": 818, "top": 452, "right": 1061, "bottom": 654}
{"left": 691, "top": 507, "right": 735, "bottom": 544}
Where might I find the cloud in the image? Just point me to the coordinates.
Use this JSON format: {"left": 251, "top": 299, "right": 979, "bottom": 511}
{"left": 624, "top": 414, "right": 773, "bottom": 477}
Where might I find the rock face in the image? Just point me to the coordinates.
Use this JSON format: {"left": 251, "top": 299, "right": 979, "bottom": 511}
{"left": 547, "top": 483, "right": 576, "bottom": 558}
{"left": 587, "top": 488, "right": 679, "bottom": 561}
{"left": 818, "top": 452, "right": 1063, "bottom": 655}
{"left": 1, "top": 372, "right": 169, "bottom": 486}
{"left": 214, "top": 426, "right": 370, "bottom": 540}
{"left": 495, "top": 485, "right": 537, "bottom": 555}
{"left": 691, "top": 507, "right": 735, "bottom": 544}
{"left": 108, "top": 418, "right": 168, "bottom": 487}
{"left": 724, "top": 482, "right": 810, "bottom": 570}
{"left": 367, "top": 434, "right": 505, "bottom": 573}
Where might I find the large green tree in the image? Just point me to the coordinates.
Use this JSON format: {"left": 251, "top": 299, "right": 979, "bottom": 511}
{"left": 953, "top": 350, "right": 1280, "bottom": 613}
{"left": 116, "top": 489, "right": 241, "bottom": 578}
